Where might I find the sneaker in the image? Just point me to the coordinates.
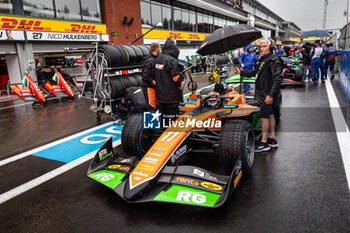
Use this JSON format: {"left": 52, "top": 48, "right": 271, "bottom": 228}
{"left": 255, "top": 141, "right": 271, "bottom": 152}
{"left": 331, "top": 75, "right": 335, "bottom": 80}
{"left": 322, "top": 80, "right": 325, "bottom": 83}
{"left": 267, "top": 138, "right": 278, "bottom": 148}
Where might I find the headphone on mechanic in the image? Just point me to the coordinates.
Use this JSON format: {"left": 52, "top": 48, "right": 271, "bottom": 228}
{"left": 259, "top": 39, "right": 275, "bottom": 52}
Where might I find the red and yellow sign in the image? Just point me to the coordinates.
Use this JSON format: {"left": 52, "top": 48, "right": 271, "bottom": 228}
{"left": 142, "top": 28, "right": 209, "bottom": 41}
{"left": 0, "top": 15, "right": 107, "bottom": 34}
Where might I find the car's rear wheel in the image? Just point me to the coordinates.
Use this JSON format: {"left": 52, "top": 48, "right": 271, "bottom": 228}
{"left": 218, "top": 120, "right": 255, "bottom": 175}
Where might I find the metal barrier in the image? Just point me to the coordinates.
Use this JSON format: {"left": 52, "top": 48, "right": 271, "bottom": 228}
{"left": 339, "top": 50, "right": 350, "bottom": 103}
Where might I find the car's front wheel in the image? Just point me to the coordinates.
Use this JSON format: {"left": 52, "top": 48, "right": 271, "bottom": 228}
{"left": 121, "top": 114, "right": 158, "bottom": 159}
{"left": 218, "top": 120, "right": 255, "bottom": 175}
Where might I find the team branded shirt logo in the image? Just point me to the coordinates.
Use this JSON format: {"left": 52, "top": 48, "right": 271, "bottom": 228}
{"left": 143, "top": 110, "right": 162, "bottom": 129}
{"left": 155, "top": 64, "right": 164, "bottom": 70}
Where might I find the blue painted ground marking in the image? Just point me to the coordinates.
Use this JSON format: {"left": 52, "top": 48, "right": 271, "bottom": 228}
{"left": 33, "top": 124, "right": 123, "bottom": 163}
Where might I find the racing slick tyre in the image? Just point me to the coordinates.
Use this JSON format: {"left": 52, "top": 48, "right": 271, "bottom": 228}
{"left": 130, "top": 45, "right": 144, "bottom": 64}
{"left": 136, "top": 45, "right": 150, "bottom": 57}
{"left": 122, "top": 45, "right": 137, "bottom": 65}
{"left": 126, "top": 75, "right": 139, "bottom": 87}
{"left": 113, "top": 45, "right": 128, "bottom": 66}
{"left": 98, "top": 45, "right": 120, "bottom": 67}
{"left": 122, "top": 113, "right": 157, "bottom": 159}
{"left": 133, "top": 73, "right": 144, "bottom": 87}
{"left": 218, "top": 120, "right": 255, "bottom": 175}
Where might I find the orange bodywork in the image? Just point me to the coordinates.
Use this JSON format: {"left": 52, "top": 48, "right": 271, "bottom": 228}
{"left": 129, "top": 90, "right": 258, "bottom": 190}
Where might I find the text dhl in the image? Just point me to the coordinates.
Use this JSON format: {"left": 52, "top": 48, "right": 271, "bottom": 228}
{"left": 0, "top": 18, "right": 98, "bottom": 33}
{"left": 169, "top": 32, "right": 183, "bottom": 39}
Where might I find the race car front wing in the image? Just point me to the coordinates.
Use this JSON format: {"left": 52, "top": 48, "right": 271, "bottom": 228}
{"left": 87, "top": 138, "right": 243, "bottom": 208}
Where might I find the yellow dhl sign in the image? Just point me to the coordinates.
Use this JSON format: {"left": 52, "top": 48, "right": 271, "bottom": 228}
{"left": 290, "top": 37, "right": 301, "bottom": 42}
{"left": 0, "top": 15, "right": 107, "bottom": 34}
{"left": 142, "top": 29, "right": 209, "bottom": 41}
{"left": 302, "top": 37, "right": 330, "bottom": 41}
{"left": 142, "top": 28, "right": 276, "bottom": 46}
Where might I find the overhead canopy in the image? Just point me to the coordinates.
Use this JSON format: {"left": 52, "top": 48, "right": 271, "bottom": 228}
{"left": 255, "top": 21, "right": 277, "bottom": 31}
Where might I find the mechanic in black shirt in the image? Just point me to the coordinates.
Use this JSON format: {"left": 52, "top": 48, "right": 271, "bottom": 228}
{"left": 142, "top": 42, "right": 161, "bottom": 109}
{"left": 142, "top": 42, "right": 160, "bottom": 88}
{"left": 154, "top": 38, "right": 184, "bottom": 120}
{"left": 233, "top": 39, "right": 283, "bottom": 152}
{"left": 302, "top": 42, "right": 313, "bottom": 82}
{"left": 120, "top": 86, "right": 147, "bottom": 114}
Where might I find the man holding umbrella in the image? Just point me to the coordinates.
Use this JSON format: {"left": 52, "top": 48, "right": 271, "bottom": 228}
{"left": 233, "top": 39, "right": 283, "bottom": 152}
{"left": 196, "top": 24, "right": 280, "bottom": 151}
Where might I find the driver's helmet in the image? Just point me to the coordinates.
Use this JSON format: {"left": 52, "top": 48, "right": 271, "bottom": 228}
{"left": 206, "top": 92, "right": 220, "bottom": 107}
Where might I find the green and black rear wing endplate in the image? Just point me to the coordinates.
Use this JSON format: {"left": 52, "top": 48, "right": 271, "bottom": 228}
{"left": 87, "top": 138, "right": 243, "bottom": 208}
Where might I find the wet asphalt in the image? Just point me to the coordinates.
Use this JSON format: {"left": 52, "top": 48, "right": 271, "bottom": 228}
{"left": 0, "top": 75, "right": 349, "bottom": 233}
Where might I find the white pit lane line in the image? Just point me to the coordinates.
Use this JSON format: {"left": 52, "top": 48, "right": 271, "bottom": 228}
{"left": 0, "top": 121, "right": 116, "bottom": 167}
{"left": 325, "top": 78, "right": 350, "bottom": 190}
{"left": 0, "top": 139, "right": 121, "bottom": 205}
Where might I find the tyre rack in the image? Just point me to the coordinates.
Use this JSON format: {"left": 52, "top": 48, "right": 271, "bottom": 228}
{"left": 78, "top": 43, "right": 143, "bottom": 121}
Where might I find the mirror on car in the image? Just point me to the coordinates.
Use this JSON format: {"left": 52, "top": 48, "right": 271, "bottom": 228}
{"left": 223, "top": 104, "right": 238, "bottom": 109}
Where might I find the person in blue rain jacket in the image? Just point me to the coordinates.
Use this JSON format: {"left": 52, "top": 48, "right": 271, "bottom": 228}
{"left": 276, "top": 44, "right": 285, "bottom": 56}
{"left": 324, "top": 43, "right": 337, "bottom": 80}
{"left": 310, "top": 40, "right": 325, "bottom": 84}
{"left": 240, "top": 44, "right": 257, "bottom": 90}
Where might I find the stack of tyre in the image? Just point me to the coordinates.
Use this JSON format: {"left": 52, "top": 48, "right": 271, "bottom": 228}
{"left": 108, "top": 73, "right": 144, "bottom": 99}
{"left": 98, "top": 45, "right": 151, "bottom": 99}
{"left": 98, "top": 45, "right": 150, "bottom": 67}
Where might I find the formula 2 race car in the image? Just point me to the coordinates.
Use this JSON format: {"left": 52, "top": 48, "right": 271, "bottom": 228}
{"left": 87, "top": 83, "right": 261, "bottom": 208}
{"left": 281, "top": 57, "right": 304, "bottom": 86}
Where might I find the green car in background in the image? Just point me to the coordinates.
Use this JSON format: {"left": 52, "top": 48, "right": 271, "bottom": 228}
{"left": 224, "top": 74, "right": 256, "bottom": 84}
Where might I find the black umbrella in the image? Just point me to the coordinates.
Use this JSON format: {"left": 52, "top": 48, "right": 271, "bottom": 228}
{"left": 301, "top": 30, "right": 331, "bottom": 39}
{"left": 196, "top": 24, "right": 262, "bottom": 55}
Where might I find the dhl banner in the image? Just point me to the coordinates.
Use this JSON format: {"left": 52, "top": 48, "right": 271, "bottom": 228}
{"left": 302, "top": 37, "right": 330, "bottom": 42}
{"left": 290, "top": 37, "right": 301, "bottom": 42}
{"left": 0, "top": 15, "right": 108, "bottom": 42}
{"left": 142, "top": 28, "right": 282, "bottom": 47}
{"left": 142, "top": 28, "right": 209, "bottom": 41}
